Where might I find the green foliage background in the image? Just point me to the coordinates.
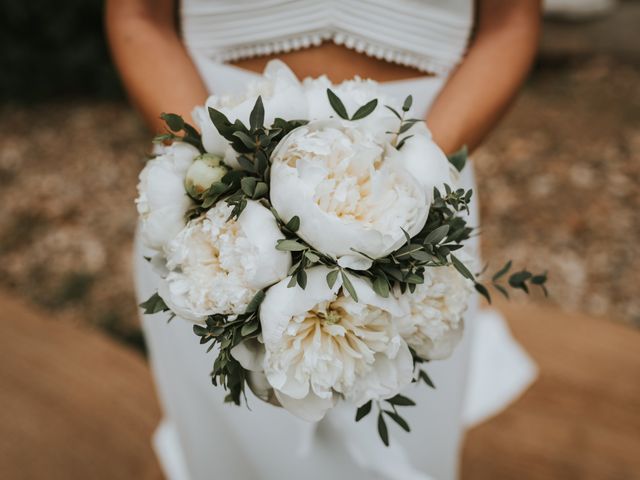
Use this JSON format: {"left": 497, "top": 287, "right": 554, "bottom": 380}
{"left": 0, "top": 0, "right": 122, "bottom": 102}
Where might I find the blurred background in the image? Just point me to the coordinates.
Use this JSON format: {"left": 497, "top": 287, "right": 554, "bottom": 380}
{"left": 0, "top": 1, "right": 638, "bottom": 479}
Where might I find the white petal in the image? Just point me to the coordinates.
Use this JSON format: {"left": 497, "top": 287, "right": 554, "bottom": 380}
{"left": 259, "top": 266, "right": 342, "bottom": 347}
{"left": 231, "top": 337, "right": 265, "bottom": 371}
{"left": 156, "top": 277, "right": 206, "bottom": 323}
{"left": 237, "top": 201, "right": 291, "bottom": 289}
{"left": 337, "top": 254, "right": 373, "bottom": 271}
{"left": 392, "top": 134, "right": 452, "bottom": 196}
{"left": 274, "top": 389, "right": 335, "bottom": 422}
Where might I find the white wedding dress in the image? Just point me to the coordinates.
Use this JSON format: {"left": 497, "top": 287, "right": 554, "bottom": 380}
{"left": 134, "top": 2, "right": 537, "bottom": 479}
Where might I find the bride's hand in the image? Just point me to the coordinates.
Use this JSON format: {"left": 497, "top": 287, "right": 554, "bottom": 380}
{"left": 426, "top": 0, "right": 541, "bottom": 155}
{"left": 105, "top": 0, "right": 208, "bottom": 133}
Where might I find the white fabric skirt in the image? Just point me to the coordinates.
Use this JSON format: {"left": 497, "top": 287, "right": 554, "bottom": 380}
{"left": 134, "top": 59, "right": 537, "bottom": 480}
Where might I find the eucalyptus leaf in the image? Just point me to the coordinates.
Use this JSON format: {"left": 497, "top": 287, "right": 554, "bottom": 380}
{"left": 276, "top": 239, "right": 308, "bottom": 251}
{"left": 249, "top": 96, "right": 265, "bottom": 131}
{"left": 355, "top": 401, "right": 372, "bottom": 421}
{"left": 386, "top": 394, "right": 416, "bottom": 406}
{"left": 447, "top": 145, "right": 468, "bottom": 172}
{"left": 351, "top": 99, "right": 378, "bottom": 120}
{"left": 451, "top": 254, "right": 475, "bottom": 281}
{"left": 492, "top": 260, "right": 512, "bottom": 281}
{"left": 378, "top": 412, "right": 389, "bottom": 446}
{"left": 424, "top": 225, "right": 450, "bottom": 245}
{"left": 383, "top": 410, "right": 410, "bottom": 432}
{"left": 286, "top": 216, "right": 300, "bottom": 232}
{"left": 326, "top": 89, "right": 349, "bottom": 120}
{"left": 341, "top": 271, "right": 358, "bottom": 302}
{"left": 326, "top": 269, "right": 339, "bottom": 289}
{"left": 402, "top": 95, "right": 413, "bottom": 112}
{"left": 139, "top": 292, "right": 169, "bottom": 314}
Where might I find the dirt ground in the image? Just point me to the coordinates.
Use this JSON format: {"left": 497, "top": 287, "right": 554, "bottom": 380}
{"left": 0, "top": 52, "right": 638, "bottom": 345}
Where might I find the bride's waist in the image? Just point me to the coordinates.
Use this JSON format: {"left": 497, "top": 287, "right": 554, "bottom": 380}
{"left": 230, "top": 43, "right": 436, "bottom": 84}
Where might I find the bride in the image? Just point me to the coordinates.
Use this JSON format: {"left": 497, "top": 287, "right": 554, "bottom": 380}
{"left": 107, "top": 1, "right": 541, "bottom": 479}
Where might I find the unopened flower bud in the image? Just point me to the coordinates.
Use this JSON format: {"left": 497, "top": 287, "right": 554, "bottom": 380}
{"left": 185, "top": 154, "right": 228, "bottom": 198}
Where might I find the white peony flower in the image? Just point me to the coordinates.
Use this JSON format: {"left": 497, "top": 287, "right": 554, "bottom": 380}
{"left": 269, "top": 119, "right": 431, "bottom": 266}
{"left": 158, "top": 200, "right": 291, "bottom": 322}
{"left": 395, "top": 260, "right": 475, "bottom": 360}
{"left": 193, "top": 60, "right": 308, "bottom": 168}
{"left": 258, "top": 266, "right": 414, "bottom": 421}
{"left": 135, "top": 142, "right": 199, "bottom": 252}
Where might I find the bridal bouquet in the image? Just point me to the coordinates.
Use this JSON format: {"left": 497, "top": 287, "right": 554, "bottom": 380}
{"left": 137, "top": 61, "right": 547, "bottom": 445}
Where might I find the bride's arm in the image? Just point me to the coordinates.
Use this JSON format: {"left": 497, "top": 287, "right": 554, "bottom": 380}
{"left": 105, "top": 0, "right": 208, "bottom": 132}
{"left": 426, "top": 0, "right": 541, "bottom": 154}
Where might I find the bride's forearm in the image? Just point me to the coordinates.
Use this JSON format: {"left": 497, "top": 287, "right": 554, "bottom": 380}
{"left": 426, "top": 0, "right": 541, "bottom": 155}
{"left": 105, "top": 0, "right": 208, "bottom": 133}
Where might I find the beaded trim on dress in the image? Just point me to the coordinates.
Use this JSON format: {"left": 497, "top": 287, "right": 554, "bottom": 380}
{"left": 180, "top": 0, "right": 474, "bottom": 76}
{"left": 209, "top": 31, "right": 456, "bottom": 75}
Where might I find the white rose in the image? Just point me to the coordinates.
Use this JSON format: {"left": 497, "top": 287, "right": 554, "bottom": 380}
{"left": 269, "top": 120, "right": 430, "bottom": 266}
{"left": 258, "top": 266, "right": 414, "bottom": 421}
{"left": 184, "top": 153, "right": 228, "bottom": 198}
{"left": 193, "top": 60, "right": 308, "bottom": 168}
{"left": 395, "top": 260, "right": 475, "bottom": 360}
{"left": 135, "top": 142, "right": 199, "bottom": 251}
{"left": 158, "top": 200, "right": 291, "bottom": 322}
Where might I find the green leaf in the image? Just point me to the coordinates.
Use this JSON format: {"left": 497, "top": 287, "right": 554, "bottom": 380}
{"left": 395, "top": 243, "right": 425, "bottom": 258}
{"left": 402, "top": 95, "right": 413, "bottom": 112}
{"left": 240, "top": 176, "right": 257, "bottom": 196}
{"left": 494, "top": 283, "right": 510, "bottom": 299}
{"left": 305, "top": 251, "right": 320, "bottom": 263}
{"left": 245, "top": 290, "right": 265, "bottom": 313}
{"left": 509, "top": 271, "right": 532, "bottom": 287}
{"left": 383, "top": 410, "right": 411, "bottom": 432}
{"left": 160, "top": 113, "right": 185, "bottom": 132}
{"left": 208, "top": 107, "right": 233, "bottom": 137}
{"left": 398, "top": 119, "right": 419, "bottom": 134}
{"left": 341, "top": 270, "right": 358, "bottom": 302}
{"left": 233, "top": 131, "right": 256, "bottom": 150}
{"left": 475, "top": 282, "right": 492, "bottom": 304}
{"left": 447, "top": 145, "right": 468, "bottom": 172}
{"left": 396, "top": 135, "right": 414, "bottom": 150}
{"left": 355, "top": 401, "right": 372, "bottom": 421}
{"left": 451, "top": 254, "right": 475, "bottom": 281}
{"left": 372, "top": 275, "right": 390, "bottom": 298}
{"left": 326, "top": 89, "right": 349, "bottom": 120}
{"left": 531, "top": 272, "right": 548, "bottom": 285}
{"left": 296, "top": 269, "right": 308, "bottom": 289}
{"left": 139, "top": 292, "right": 169, "bottom": 314}
{"left": 351, "top": 99, "right": 378, "bottom": 120}
{"left": 326, "top": 269, "right": 339, "bottom": 289}
{"left": 240, "top": 322, "right": 259, "bottom": 337}
{"left": 249, "top": 96, "right": 265, "bottom": 131}
{"left": 252, "top": 182, "right": 268, "bottom": 199}
{"left": 400, "top": 227, "right": 411, "bottom": 244}
{"left": 386, "top": 394, "right": 416, "bottom": 406}
{"left": 286, "top": 216, "right": 300, "bottom": 232}
{"left": 418, "top": 370, "right": 435, "bottom": 388}
{"left": 287, "top": 275, "right": 298, "bottom": 288}
{"left": 385, "top": 105, "right": 402, "bottom": 120}
{"left": 404, "top": 273, "right": 424, "bottom": 285}
{"left": 276, "top": 239, "right": 308, "bottom": 251}
{"left": 378, "top": 412, "right": 390, "bottom": 446}
{"left": 424, "top": 225, "right": 450, "bottom": 245}
{"left": 410, "top": 250, "right": 436, "bottom": 263}
{"left": 492, "top": 260, "right": 512, "bottom": 282}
